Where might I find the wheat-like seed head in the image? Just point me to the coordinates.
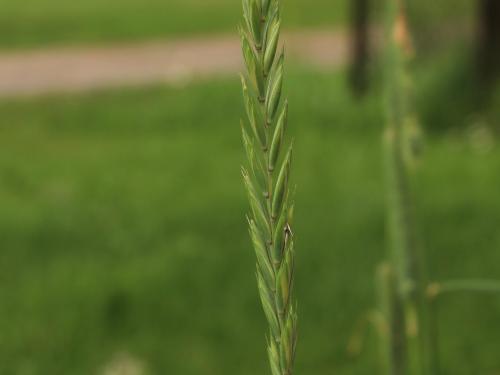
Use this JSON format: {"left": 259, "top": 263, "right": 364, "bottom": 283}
{"left": 239, "top": 0, "right": 297, "bottom": 374}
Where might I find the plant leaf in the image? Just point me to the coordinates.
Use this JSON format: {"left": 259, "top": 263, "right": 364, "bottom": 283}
{"left": 271, "top": 144, "right": 292, "bottom": 219}
{"left": 264, "top": 17, "right": 280, "bottom": 74}
{"left": 241, "top": 76, "right": 266, "bottom": 148}
{"left": 265, "top": 53, "right": 284, "bottom": 120}
{"left": 269, "top": 101, "right": 287, "bottom": 171}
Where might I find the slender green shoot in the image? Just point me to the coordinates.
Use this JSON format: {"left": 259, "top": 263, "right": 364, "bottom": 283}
{"left": 427, "top": 280, "right": 500, "bottom": 298}
{"left": 376, "top": 263, "right": 407, "bottom": 375}
{"left": 382, "top": 0, "right": 431, "bottom": 373}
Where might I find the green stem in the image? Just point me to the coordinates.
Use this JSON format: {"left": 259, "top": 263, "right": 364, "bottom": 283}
{"left": 427, "top": 293, "right": 441, "bottom": 375}
{"left": 383, "top": 0, "right": 433, "bottom": 374}
{"left": 428, "top": 280, "right": 500, "bottom": 297}
{"left": 377, "top": 263, "right": 407, "bottom": 375}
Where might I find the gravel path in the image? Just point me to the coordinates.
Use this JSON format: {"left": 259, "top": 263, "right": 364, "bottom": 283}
{"left": 0, "top": 29, "right": 352, "bottom": 98}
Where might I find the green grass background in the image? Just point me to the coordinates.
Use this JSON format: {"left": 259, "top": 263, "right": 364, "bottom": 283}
{"left": 0, "top": 0, "right": 348, "bottom": 49}
{"left": 0, "top": 0, "right": 473, "bottom": 49}
{"left": 1, "top": 64, "right": 499, "bottom": 374}
{"left": 1, "top": 0, "right": 498, "bottom": 372}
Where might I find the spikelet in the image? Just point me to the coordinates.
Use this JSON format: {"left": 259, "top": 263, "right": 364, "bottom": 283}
{"left": 240, "top": 0, "right": 297, "bottom": 373}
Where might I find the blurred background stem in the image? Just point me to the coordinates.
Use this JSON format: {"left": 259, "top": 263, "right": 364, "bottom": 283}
{"left": 382, "top": 0, "right": 434, "bottom": 373}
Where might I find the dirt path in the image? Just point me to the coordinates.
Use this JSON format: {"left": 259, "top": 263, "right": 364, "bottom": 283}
{"left": 0, "top": 29, "right": 352, "bottom": 98}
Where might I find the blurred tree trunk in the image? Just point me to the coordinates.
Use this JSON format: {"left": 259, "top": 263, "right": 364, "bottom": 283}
{"left": 477, "top": 0, "right": 500, "bottom": 81}
{"left": 349, "top": 0, "right": 370, "bottom": 96}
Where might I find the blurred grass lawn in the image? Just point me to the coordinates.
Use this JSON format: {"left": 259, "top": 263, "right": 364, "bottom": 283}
{"left": 0, "top": 64, "right": 499, "bottom": 374}
{"left": 0, "top": 0, "right": 348, "bottom": 49}
{"left": 0, "top": 0, "right": 474, "bottom": 49}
